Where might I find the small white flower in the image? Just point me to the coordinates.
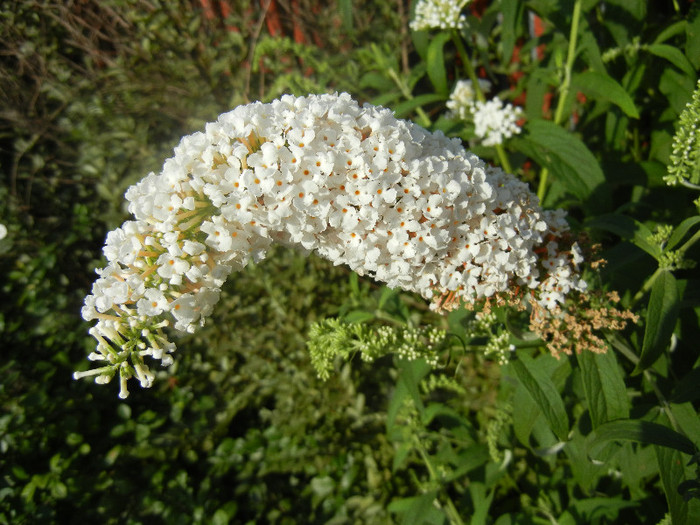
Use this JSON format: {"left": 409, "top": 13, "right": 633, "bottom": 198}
{"left": 0, "top": 223, "right": 8, "bottom": 240}
{"left": 137, "top": 288, "right": 169, "bottom": 316}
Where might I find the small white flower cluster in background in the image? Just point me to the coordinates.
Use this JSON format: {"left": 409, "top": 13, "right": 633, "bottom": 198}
{"left": 446, "top": 79, "right": 492, "bottom": 120}
{"left": 0, "top": 224, "right": 7, "bottom": 240}
{"left": 409, "top": 0, "right": 470, "bottom": 32}
{"left": 76, "top": 92, "right": 586, "bottom": 397}
{"left": 447, "top": 80, "right": 524, "bottom": 146}
{"left": 472, "top": 98, "right": 524, "bottom": 146}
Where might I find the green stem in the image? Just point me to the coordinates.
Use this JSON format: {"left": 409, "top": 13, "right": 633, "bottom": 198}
{"left": 414, "top": 435, "right": 466, "bottom": 525}
{"left": 387, "top": 68, "right": 432, "bottom": 128}
{"left": 452, "top": 31, "right": 513, "bottom": 173}
{"left": 451, "top": 31, "right": 485, "bottom": 103}
{"left": 631, "top": 229, "right": 700, "bottom": 306}
{"left": 631, "top": 267, "right": 663, "bottom": 307}
{"left": 536, "top": 0, "right": 583, "bottom": 202}
{"left": 677, "top": 228, "right": 700, "bottom": 257}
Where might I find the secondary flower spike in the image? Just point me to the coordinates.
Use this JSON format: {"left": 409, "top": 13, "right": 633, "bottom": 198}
{"left": 76, "top": 93, "right": 588, "bottom": 398}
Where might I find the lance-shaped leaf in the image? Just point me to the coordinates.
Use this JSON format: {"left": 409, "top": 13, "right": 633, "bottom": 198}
{"left": 666, "top": 216, "right": 700, "bottom": 251}
{"left": 572, "top": 71, "right": 640, "bottom": 118}
{"left": 511, "top": 353, "right": 570, "bottom": 442}
{"left": 656, "top": 446, "right": 700, "bottom": 525}
{"left": 587, "top": 420, "right": 697, "bottom": 460}
{"left": 515, "top": 119, "right": 605, "bottom": 202}
{"left": 635, "top": 270, "right": 679, "bottom": 374}
{"left": 426, "top": 32, "right": 451, "bottom": 97}
{"left": 577, "top": 349, "right": 629, "bottom": 428}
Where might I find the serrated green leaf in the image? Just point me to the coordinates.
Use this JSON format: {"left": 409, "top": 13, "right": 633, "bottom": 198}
{"left": 647, "top": 44, "right": 697, "bottom": 78}
{"left": 572, "top": 71, "right": 639, "bottom": 118}
{"left": 587, "top": 420, "right": 697, "bottom": 459}
{"left": 635, "top": 271, "right": 679, "bottom": 374}
{"left": 585, "top": 213, "right": 661, "bottom": 260}
{"left": 577, "top": 349, "right": 629, "bottom": 428}
{"left": 511, "top": 354, "right": 570, "bottom": 442}
{"left": 666, "top": 217, "right": 700, "bottom": 252}
{"left": 426, "top": 32, "right": 451, "bottom": 97}
{"left": 515, "top": 119, "right": 605, "bottom": 202}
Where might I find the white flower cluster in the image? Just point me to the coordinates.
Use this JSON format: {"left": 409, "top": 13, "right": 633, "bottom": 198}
{"left": 447, "top": 80, "right": 524, "bottom": 146}
{"left": 409, "top": 0, "right": 469, "bottom": 32}
{"left": 77, "top": 92, "right": 586, "bottom": 397}
{"left": 446, "top": 79, "right": 492, "bottom": 120}
{"left": 472, "top": 98, "right": 524, "bottom": 146}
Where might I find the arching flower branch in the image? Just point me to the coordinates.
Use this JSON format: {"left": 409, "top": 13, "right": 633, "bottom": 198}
{"left": 74, "top": 93, "right": 631, "bottom": 398}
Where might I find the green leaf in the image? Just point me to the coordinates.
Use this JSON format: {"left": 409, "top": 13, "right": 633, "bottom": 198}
{"left": 656, "top": 445, "right": 700, "bottom": 525}
{"left": 687, "top": 7, "right": 700, "bottom": 70}
{"left": 672, "top": 366, "right": 700, "bottom": 403}
{"left": 337, "top": 0, "right": 353, "bottom": 33}
{"left": 387, "top": 359, "right": 431, "bottom": 432}
{"left": 666, "top": 217, "right": 700, "bottom": 252}
{"left": 647, "top": 44, "right": 697, "bottom": 78}
{"left": 565, "top": 497, "right": 638, "bottom": 522}
{"left": 577, "top": 349, "right": 629, "bottom": 428}
{"left": 512, "top": 380, "right": 540, "bottom": 447}
{"left": 572, "top": 71, "right": 640, "bottom": 118}
{"left": 426, "top": 32, "right": 451, "bottom": 97}
{"left": 343, "top": 310, "right": 375, "bottom": 323}
{"left": 470, "top": 481, "right": 495, "bottom": 525}
{"left": 635, "top": 271, "right": 679, "bottom": 374}
{"left": 388, "top": 492, "right": 446, "bottom": 525}
{"left": 585, "top": 213, "right": 661, "bottom": 260}
{"left": 500, "top": 0, "right": 521, "bottom": 64}
{"left": 660, "top": 68, "right": 696, "bottom": 115}
{"left": 511, "top": 354, "right": 570, "bottom": 442}
{"left": 393, "top": 93, "right": 445, "bottom": 118}
{"left": 360, "top": 71, "right": 395, "bottom": 91}
{"left": 515, "top": 119, "right": 605, "bottom": 202}
{"left": 670, "top": 402, "right": 700, "bottom": 445}
{"left": 587, "top": 420, "right": 697, "bottom": 459}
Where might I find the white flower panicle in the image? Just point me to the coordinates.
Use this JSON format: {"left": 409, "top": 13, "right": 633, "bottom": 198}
{"left": 472, "top": 98, "right": 523, "bottom": 146}
{"left": 77, "top": 92, "right": 586, "bottom": 397}
{"left": 410, "top": 0, "right": 469, "bottom": 31}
